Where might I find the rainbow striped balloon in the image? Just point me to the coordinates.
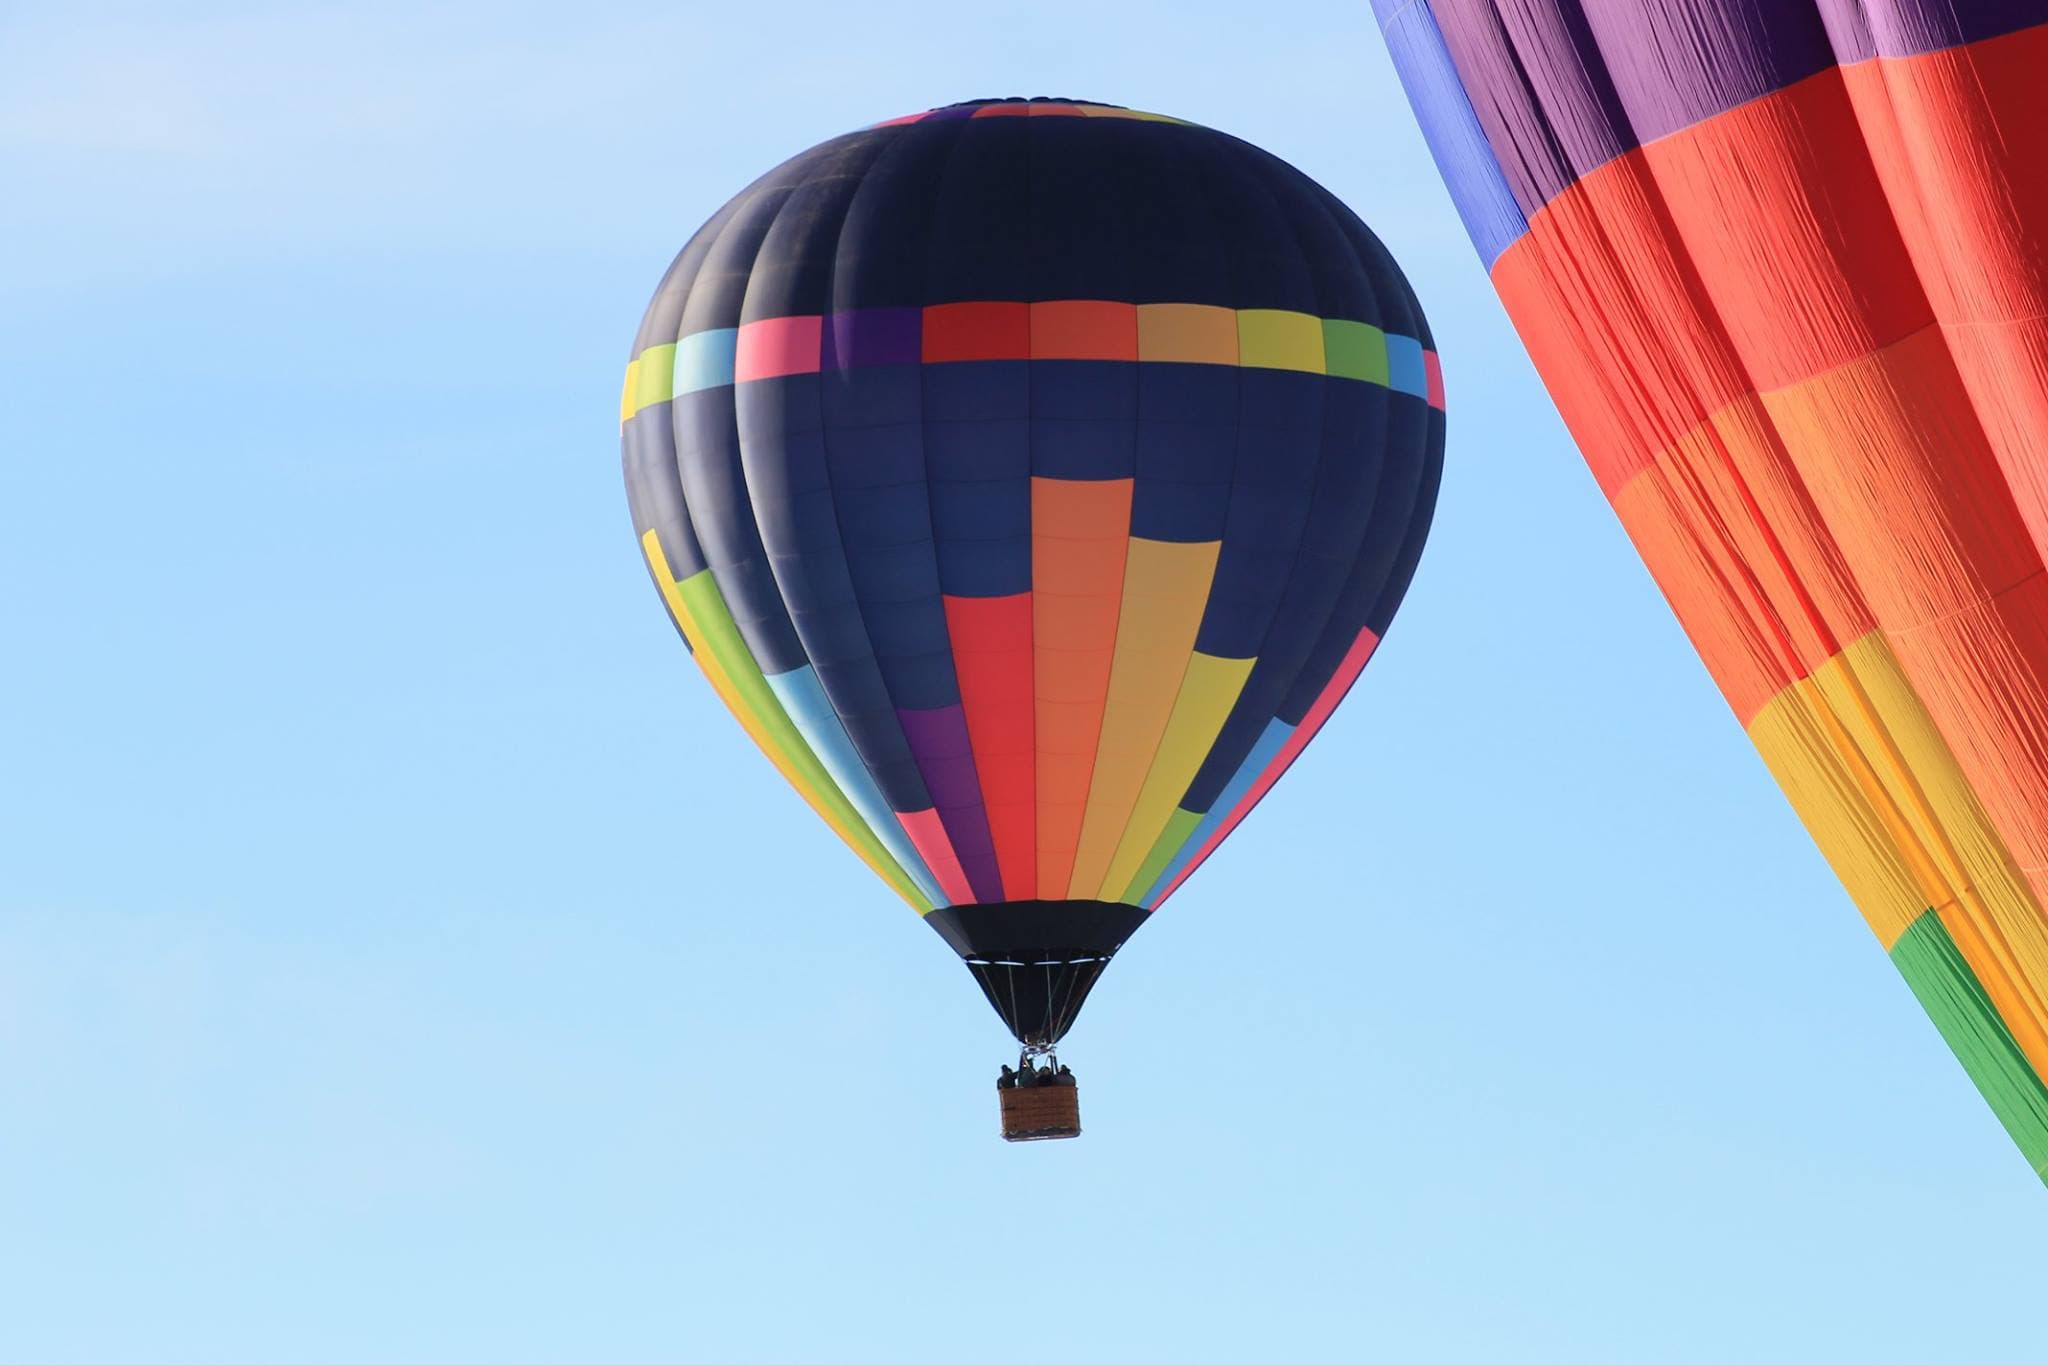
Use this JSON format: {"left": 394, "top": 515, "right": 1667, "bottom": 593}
{"left": 1377, "top": 1, "right": 2048, "bottom": 1179}
{"left": 621, "top": 99, "right": 1444, "bottom": 1045}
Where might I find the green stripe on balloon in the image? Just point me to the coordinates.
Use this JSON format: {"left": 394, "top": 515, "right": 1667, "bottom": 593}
{"left": 1889, "top": 910, "right": 2048, "bottom": 1182}
{"left": 676, "top": 569, "right": 933, "bottom": 913}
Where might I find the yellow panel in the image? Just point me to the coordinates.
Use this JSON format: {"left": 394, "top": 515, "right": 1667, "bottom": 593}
{"left": 1748, "top": 631, "right": 2048, "bottom": 1075}
{"left": 1065, "top": 537, "right": 1221, "bottom": 897}
{"left": 1137, "top": 304, "right": 1239, "bottom": 366}
{"left": 1237, "top": 309, "right": 1326, "bottom": 374}
{"left": 630, "top": 342, "right": 676, "bottom": 418}
{"left": 620, "top": 358, "right": 641, "bottom": 426}
{"left": 1094, "top": 651, "right": 1255, "bottom": 901}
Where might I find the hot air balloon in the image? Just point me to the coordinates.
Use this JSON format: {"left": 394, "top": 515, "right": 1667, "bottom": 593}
{"left": 620, "top": 98, "right": 1444, "bottom": 1138}
{"left": 1375, "top": 3, "right": 2048, "bottom": 1179}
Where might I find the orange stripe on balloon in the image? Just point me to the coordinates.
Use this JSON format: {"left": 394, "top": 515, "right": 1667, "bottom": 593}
{"left": 1031, "top": 477, "right": 1133, "bottom": 897}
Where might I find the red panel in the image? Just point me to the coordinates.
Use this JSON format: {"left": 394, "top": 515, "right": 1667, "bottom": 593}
{"left": 1032, "top": 478, "right": 1133, "bottom": 895}
{"left": 945, "top": 592, "right": 1037, "bottom": 900}
{"left": 923, "top": 302, "right": 1030, "bottom": 363}
{"left": 1492, "top": 150, "right": 1751, "bottom": 498}
{"left": 1639, "top": 69, "right": 1932, "bottom": 396}
{"left": 1030, "top": 301, "right": 1140, "bottom": 362}
{"left": 1842, "top": 27, "right": 2048, "bottom": 564}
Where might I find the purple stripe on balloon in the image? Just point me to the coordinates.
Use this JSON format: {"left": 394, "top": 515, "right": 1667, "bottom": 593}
{"left": 1577, "top": 0, "right": 1835, "bottom": 146}
{"left": 822, "top": 307, "right": 923, "bottom": 370}
{"left": 897, "top": 703, "right": 1004, "bottom": 903}
{"left": 1424, "top": 0, "right": 1634, "bottom": 215}
{"left": 1421, "top": 0, "right": 2042, "bottom": 221}
{"left": 1817, "top": 0, "right": 2044, "bottom": 62}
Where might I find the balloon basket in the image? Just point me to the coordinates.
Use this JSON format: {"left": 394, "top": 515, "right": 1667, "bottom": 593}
{"left": 997, "top": 1067, "right": 1081, "bottom": 1142}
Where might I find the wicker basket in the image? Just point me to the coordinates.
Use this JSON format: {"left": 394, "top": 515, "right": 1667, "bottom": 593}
{"left": 999, "top": 1083, "right": 1081, "bottom": 1141}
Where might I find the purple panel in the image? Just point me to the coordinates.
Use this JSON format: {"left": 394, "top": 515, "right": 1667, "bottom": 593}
{"left": 822, "top": 307, "right": 923, "bottom": 370}
{"left": 1818, "top": 0, "right": 2045, "bottom": 60}
{"left": 1578, "top": 0, "right": 1835, "bottom": 146}
{"left": 898, "top": 704, "right": 1004, "bottom": 902}
{"left": 1427, "top": 0, "right": 1635, "bottom": 214}
{"left": 1423, "top": 0, "right": 2043, "bottom": 218}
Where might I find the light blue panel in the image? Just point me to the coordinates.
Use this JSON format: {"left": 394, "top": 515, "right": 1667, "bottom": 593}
{"left": 1142, "top": 715, "right": 1295, "bottom": 907}
{"left": 675, "top": 327, "right": 739, "bottom": 395}
{"left": 765, "top": 665, "right": 947, "bottom": 907}
{"left": 1385, "top": 333, "right": 1429, "bottom": 401}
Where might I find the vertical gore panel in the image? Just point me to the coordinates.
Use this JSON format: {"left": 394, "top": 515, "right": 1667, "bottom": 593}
{"left": 1141, "top": 715, "right": 1294, "bottom": 906}
{"left": 1067, "top": 537, "right": 1223, "bottom": 898}
{"left": 945, "top": 593, "right": 1038, "bottom": 900}
{"left": 1152, "top": 627, "right": 1378, "bottom": 907}
{"left": 1032, "top": 477, "right": 1134, "bottom": 895}
{"left": 1097, "top": 650, "right": 1255, "bottom": 902}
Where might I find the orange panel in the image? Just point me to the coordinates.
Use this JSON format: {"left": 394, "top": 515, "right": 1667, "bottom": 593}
{"left": 1764, "top": 328, "right": 2048, "bottom": 908}
{"left": 1761, "top": 326, "right": 2039, "bottom": 629}
{"left": 1031, "top": 477, "right": 1133, "bottom": 893}
{"left": 1613, "top": 393, "right": 1874, "bottom": 725}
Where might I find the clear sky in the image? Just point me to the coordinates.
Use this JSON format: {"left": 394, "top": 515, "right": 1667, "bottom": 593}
{"left": 2, "top": 2, "right": 2041, "bottom": 1362}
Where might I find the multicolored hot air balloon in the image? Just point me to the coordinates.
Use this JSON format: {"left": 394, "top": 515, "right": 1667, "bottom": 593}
{"left": 1376, "top": 2, "right": 2048, "bottom": 1178}
{"left": 619, "top": 98, "right": 1444, "bottom": 1136}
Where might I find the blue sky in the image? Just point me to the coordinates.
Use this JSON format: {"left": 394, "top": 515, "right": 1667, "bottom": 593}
{"left": 2, "top": 2, "right": 2041, "bottom": 1361}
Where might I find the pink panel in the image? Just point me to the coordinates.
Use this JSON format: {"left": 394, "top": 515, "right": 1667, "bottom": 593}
{"left": 734, "top": 315, "right": 823, "bottom": 383}
{"left": 898, "top": 807, "right": 976, "bottom": 907}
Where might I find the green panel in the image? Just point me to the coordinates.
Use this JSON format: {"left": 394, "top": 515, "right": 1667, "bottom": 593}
{"left": 1889, "top": 910, "right": 2048, "bottom": 1182}
{"left": 1322, "top": 319, "right": 1389, "bottom": 386}
{"left": 1118, "top": 806, "right": 1203, "bottom": 905}
{"left": 631, "top": 342, "right": 677, "bottom": 414}
{"left": 676, "top": 570, "right": 932, "bottom": 912}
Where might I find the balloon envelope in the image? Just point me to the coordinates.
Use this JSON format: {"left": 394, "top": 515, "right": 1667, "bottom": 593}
{"left": 1376, "top": 2, "right": 2048, "bottom": 1177}
{"left": 622, "top": 98, "right": 1444, "bottom": 1044}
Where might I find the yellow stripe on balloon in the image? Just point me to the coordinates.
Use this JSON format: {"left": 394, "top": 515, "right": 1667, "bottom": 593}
{"left": 1748, "top": 631, "right": 2048, "bottom": 1076}
{"left": 1066, "top": 536, "right": 1221, "bottom": 899}
{"left": 1095, "top": 650, "right": 1255, "bottom": 902}
{"left": 620, "top": 358, "right": 641, "bottom": 426}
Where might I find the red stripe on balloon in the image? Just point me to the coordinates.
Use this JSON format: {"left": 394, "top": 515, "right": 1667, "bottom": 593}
{"left": 945, "top": 592, "right": 1038, "bottom": 900}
